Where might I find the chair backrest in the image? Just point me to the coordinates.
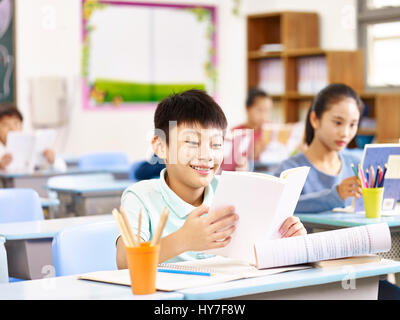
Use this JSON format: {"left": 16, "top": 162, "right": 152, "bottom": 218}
{"left": 78, "top": 152, "right": 130, "bottom": 170}
{"left": 52, "top": 220, "right": 119, "bottom": 276}
{"left": 0, "top": 189, "right": 44, "bottom": 223}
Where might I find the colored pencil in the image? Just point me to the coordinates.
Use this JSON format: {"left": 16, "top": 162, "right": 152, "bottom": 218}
{"left": 370, "top": 165, "right": 375, "bottom": 188}
{"left": 151, "top": 207, "right": 170, "bottom": 247}
{"left": 137, "top": 209, "right": 142, "bottom": 245}
{"left": 351, "top": 163, "right": 359, "bottom": 177}
{"left": 358, "top": 164, "right": 367, "bottom": 188}
{"left": 157, "top": 268, "right": 212, "bottom": 277}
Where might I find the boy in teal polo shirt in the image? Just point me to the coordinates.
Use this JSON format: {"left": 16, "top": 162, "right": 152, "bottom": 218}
{"left": 116, "top": 89, "right": 306, "bottom": 268}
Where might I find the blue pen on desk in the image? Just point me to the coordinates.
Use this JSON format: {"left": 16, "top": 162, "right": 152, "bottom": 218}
{"left": 158, "top": 268, "right": 212, "bottom": 276}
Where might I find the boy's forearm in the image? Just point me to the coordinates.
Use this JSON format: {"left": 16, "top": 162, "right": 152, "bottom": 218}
{"left": 158, "top": 229, "right": 187, "bottom": 263}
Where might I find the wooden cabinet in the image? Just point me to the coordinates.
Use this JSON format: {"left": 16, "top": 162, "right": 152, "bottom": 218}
{"left": 247, "top": 11, "right": 400, "bottom": 143}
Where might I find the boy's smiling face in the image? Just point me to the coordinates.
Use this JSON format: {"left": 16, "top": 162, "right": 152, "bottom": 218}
{"left": 154, "top": 122, "right": 224, "bottom": 191}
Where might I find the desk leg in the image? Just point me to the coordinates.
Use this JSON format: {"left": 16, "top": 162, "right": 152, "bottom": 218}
{"left": 5, "top": 238, "right": 53, "bottom": 280}
{"left": 0, "top": 239, "right": 8, "bottom": 283}
{"left": 228, "top": 276, "right": 379, "bottom": 300}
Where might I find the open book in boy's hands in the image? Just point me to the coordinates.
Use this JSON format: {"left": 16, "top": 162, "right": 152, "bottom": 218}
{"left": 6, "top": 129, "right": 57, "bottom": 172}
{"left": 207, "top": 166, "right": 310, "bottom": 265}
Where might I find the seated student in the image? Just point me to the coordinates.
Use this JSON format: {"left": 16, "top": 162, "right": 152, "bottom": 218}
{"left": 219, "top": 88, "right": 273, "bottom": 172}
{"left": 133, "top": 154, "right": 165, "bottom": 180}
{"left": 274, "top": 83, "right": 400, "bottom": 300}
{"left": 274, "top": 83, "right": 363, "bottom": 213}
{"left": 0, "top": 103, "right": 66, "bottom": 172}
{"left": 116, "top": 89, "right": 306, "bottom": 267}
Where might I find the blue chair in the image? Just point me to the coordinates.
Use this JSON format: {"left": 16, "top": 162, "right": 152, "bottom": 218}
{"left": 0, "top": 189, "right": 44, "bottom": 282}
{"left": 0, "top": 189, "right": 44, "bottom": 223}
{"left": 78, "top": 152, "right": 130, "bottom": 171}
{"left": 52, "top": 220, "right": 119, "bottom": 276}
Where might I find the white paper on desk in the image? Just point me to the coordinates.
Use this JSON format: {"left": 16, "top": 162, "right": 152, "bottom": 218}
{"left": 78, "top": 268, "right": 241, "bottom": 292}
{"left": 206, "top": 166, "right": 309, "bottom": 265}
{"left": 6, "top": 132, "right": 35, "bottom": 172}
{"left": 254, "top": 223, "right": 391, "bottom": 269}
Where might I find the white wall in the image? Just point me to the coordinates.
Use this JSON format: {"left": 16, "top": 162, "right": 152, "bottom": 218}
{"left": 15, "top": 0, "right": 357, "bottom": 162}
{"left": 16, "top": 0, "right": 247, "bottom": 161}
{"left": 243, "top": 0, "right": 358, "bottom": 50}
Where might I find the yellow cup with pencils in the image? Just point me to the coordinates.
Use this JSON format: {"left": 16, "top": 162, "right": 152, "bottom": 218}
{"left": 362, "top": 187, "right": 384, "bottom": 219}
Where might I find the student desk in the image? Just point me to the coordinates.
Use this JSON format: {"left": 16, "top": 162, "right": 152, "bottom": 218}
{"left": 47, "top": 180, "right": 133, "bottom": 217}
{"left": 40, "top": 197, "right": 60, "bottom": 219}
{"left": 60, "top": 154, "right": 79, "bottom": 169}
{"left": 179, "top": 260, "right": 400, "bottom": 300}
{"left": 0, "top": 214, "right": 114, "bottom": 280}
{"left": 0, "top": 276, "right": 183, "bottom": 300}
{"left": 296, "top": 211, "right": 400, "bottom": 284}
{"left": 0, "top": 167, "right": 130, "bottom": 198}
{"left": 0, "top": 235, "right": 7, "bottom": 283}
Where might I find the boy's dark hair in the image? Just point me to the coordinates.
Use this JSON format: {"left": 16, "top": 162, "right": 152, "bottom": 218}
{"left": 246, "top": 88, "right": 269, "bottom": 109}
{"left": 305, "top": 83, "right": 364, "bottom": 146}
{"left": 0, "top": 103, "right": 23, "bottom": 122}
{"left": 154, "top": 89, "right": 227, "bottom": 143}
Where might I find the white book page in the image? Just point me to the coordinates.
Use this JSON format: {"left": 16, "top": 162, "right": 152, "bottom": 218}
{"left": 206, "top": 171, "right": 286, "bottom": 264}
{"left": 78, "top": 268, "right": 241, "bottom": 292}
{"left": 267, "top": 166, "right": 310, "bottom": 239}
{"left": 254, "top": 223, "right": 391, "bottom": 269}
{"left": 5, "top": 132, "right": 35, "bottom": 172}
{"left": 32, "top": 129, "right": 57, "bottom": 168}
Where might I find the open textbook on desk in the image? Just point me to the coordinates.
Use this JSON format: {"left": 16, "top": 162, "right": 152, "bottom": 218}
{"left": 78, "top": 257, "right": 309, "bottom": 292}
{"left": 78, "top": 223, "right": 390, "bottom": 291}
{"left": 254, "top": 223, "right": 391, "bottom": 269}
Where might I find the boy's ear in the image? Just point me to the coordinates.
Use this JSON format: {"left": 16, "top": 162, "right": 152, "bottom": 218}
{"left": 152, "top": 136, "right": 167, "bottom": 161}
{"left": 309, "top": 111, "right": 319, "bottom": 130}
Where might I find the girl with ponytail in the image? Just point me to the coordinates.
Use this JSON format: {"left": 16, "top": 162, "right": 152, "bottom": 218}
{"left": 274, "top": 83, "right": 364, "bottom": 213}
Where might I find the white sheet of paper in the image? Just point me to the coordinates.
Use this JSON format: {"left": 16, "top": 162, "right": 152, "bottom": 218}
{"left": 5, "top": 132, "right": 35, "bottom": 172}
{"left": 32, "top": 129, "right": 57, "bottom": 168}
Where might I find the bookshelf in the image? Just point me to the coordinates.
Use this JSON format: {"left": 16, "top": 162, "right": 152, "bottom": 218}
{"left": 247, "top": 11, "right": 400, "bottom": 144}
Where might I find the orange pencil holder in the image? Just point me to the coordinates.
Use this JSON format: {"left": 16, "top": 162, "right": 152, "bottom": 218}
{"left": 125, "top": 242, "right": 160, "bottom": 295}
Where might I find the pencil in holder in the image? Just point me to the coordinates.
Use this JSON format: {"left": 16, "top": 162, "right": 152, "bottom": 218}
{"left": 362, "top": 187, "right": 384, "bottom": 219}
{"left": 125, "top": 242, "right": 160, "bottom": 295}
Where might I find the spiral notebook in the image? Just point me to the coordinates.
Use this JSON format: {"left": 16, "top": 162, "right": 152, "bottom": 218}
{"left": 78, "top": 256, "right": 309, "bottom": 292}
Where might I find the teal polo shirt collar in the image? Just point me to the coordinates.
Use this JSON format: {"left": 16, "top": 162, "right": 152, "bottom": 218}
{"left": 158, "top": 168, "right": 215, "bottom": 218}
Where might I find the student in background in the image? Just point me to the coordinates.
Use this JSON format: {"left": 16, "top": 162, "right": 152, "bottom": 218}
{"left": 116, "top": 89, "right": 306, "bottom": 267}
{"left": 220, "top": 88, "right": 273, "bottom": 172}
{"left": 234, "top": 88, "right": 273, "bottom": 161}
{"left": 274, "top": 84, "right": 363, "bottom": 213}
{"left": 274, "top": 83, "right": 400, "bottom": 300}
{"left": 0, "top": 103, "right": 66, "bottom": 171}
{"left": 133, "top": 154, "right": 165, "bottom": 180}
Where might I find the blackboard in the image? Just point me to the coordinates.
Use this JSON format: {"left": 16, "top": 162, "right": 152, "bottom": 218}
{"left": 0, "top": 0, "right": 15, "bottom": 103}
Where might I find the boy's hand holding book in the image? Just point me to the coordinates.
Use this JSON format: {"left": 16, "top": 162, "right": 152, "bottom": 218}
{"left": 177, "top": 205, "right": 238, "bottom": 252}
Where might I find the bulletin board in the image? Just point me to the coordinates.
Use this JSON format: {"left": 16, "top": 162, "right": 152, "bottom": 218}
{"left": 0, "top": 0, "right": 15, "bottom": 103}
{"left": 81, "top": 0, "right": 218, "bottom": 110}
